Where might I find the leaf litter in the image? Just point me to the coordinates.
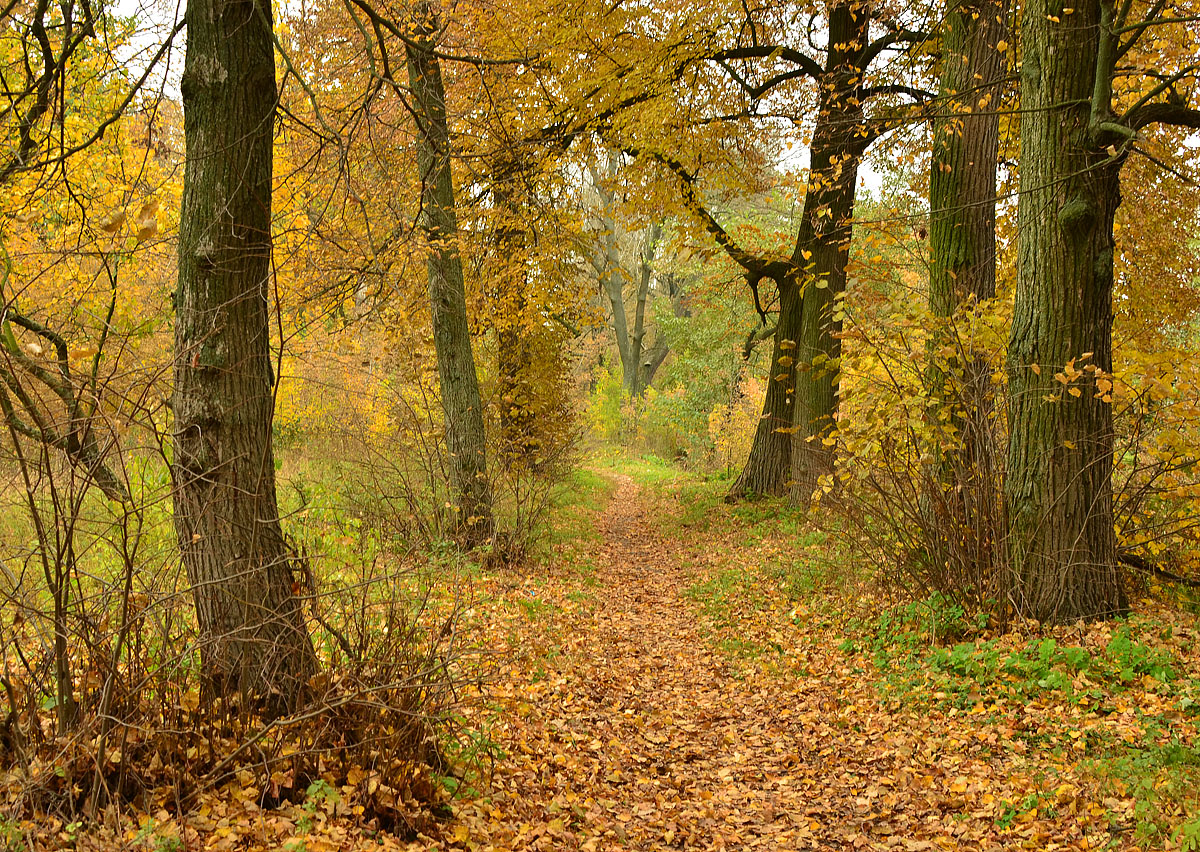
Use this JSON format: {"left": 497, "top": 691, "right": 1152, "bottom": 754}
{"left": 7, "top": 472, "right": 1196, "bottom": 850}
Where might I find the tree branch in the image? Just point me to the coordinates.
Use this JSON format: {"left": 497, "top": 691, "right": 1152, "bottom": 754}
{"left": 622, "top": 146, "right": 790, "bottom": 281}
{"left": 711, "top": 45, "right": 824, "bottom": 81}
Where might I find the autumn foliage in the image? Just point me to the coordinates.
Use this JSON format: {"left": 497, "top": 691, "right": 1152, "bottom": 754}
{"left": 2, "top": 0, "right": 1200, "bottom": 848}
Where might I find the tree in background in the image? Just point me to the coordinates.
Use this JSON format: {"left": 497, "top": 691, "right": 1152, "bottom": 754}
{"left": 174, "top": 0, "right": 316, "bottom": 709}
{"left": 618, "top": 0, "right": 931, "bottom": 499}
{"left": 924, "top": 0, "right": 1009, "bottom": 598}
{"left": 404, "top": 1, "right": 494, "bottom": 543}
{"left": 586, "top": 154, "right": 678, "bottom": 399}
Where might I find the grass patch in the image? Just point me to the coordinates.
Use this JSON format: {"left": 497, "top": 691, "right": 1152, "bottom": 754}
{"left": 836, "top": 597, "right": 1200, "bottom": 846}
{"left": 684, "top": 567, "right": 767, "bottom": 628}
{"left": 592, "top": 449, "right": 681, "bottom": 489}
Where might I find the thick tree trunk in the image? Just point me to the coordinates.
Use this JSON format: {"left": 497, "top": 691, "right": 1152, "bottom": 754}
{"left": 928, "top": 0, "right": 1004, "bottom": 314}
{"left": 174, "top": 0, "right": 316, "bottom": 711}
{"left": 1005, "top": 0, "right": 1126, "bottom": 622}
{"left": 789, "top": 136, "right": 859, "bottom": 500}
{"left": 925, "top": 0, "right": 1007, "bottom": 596}
{"left": 729, "top": 276, "right": 799, "bottom": 497}
{"left": 406, "top": 7, "right": 494, "bottom": 544}
{"left": 787, "top": 2, "right": 868, "bottom": 502}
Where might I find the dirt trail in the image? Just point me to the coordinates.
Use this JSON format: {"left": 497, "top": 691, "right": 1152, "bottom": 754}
{"left": 476, "top": 475, "right": 846, "bottom": 851}
{"left": 465, "top": 475, "right": 1125, "bottom": 852}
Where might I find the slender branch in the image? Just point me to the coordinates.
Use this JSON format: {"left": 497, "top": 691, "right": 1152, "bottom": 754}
{"left": 621, "top": 146, "right": 790, "bottom": 281}
{"left": 859, "top": 26, "right": 930, "bottom": 69}
{"left": 860, "top": 83, "right": 935, "bottom": 101}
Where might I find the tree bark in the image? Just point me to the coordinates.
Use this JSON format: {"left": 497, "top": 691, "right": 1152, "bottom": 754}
{"left": 730, "top": 275, "right": 799, "bottom": 497}
{"left": 788, "top": 136, "right": 859, "bottom": 499}
{"left": 787, "top": 1, "right": 869, "bottom": 502}
{"left": 490, "top": 155, "right": 537, "bottom": 461}
{"left": 405, "top": 5, "right": 494, "bottom": 544}
{"left": 924, "top": 0, "right": 1007, "bottom": 597}
{"left": 1005, "top": 0, "right": 1127, "bottom": 622}
{"left": 928, "top": 0, "right": 1004, "bottom": 314}
{"left": 174, "top": 0, "right": 316, "bottom": 711}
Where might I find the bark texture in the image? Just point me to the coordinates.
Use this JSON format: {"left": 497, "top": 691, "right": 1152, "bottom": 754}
{"left": 787, "top": 1, "right": 869, "bottom": 502}
{"left": 1005, "top": 0, "right": 1127, "bottom": 622}
{"left": 730, "top": 276, "right": 799, "bottom": 497}
{"left": 925, "top": 0, "right": 1007, "bottom": 597}
{"left": 174, "top": 0, "right": 315, "bottom": 710}
{"left": 928, "top": 0, "right": 1004, "bottom": 314}
{"left": 406, "top": 6, "right": 494, "bottom": 543}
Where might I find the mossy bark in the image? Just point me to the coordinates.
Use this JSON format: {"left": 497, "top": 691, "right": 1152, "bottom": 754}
{"left": 925, "top": 0, "right": 1007, "bottom": 598}
{"left": 1005, "top": 0, "right": 1126, "bottom": 622}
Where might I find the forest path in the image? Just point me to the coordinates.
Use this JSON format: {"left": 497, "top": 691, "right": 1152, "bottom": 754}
{"left": 452, "top": 471, "right": 1132, "bottom": 852}
{"left": 465, "top": 474, "right": 870, "bottom": 851}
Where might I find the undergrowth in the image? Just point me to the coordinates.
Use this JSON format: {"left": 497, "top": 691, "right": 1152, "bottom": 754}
{"left": 839, "top": 597, "right": 1200, "bottom": 848}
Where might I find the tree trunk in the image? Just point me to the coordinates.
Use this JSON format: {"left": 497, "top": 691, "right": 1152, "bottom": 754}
{"left": 925, "top": 0, "right": 1007, "bottom": 598}
{"left": 491, "top": 156, "right": 537, "bottom": 462}
{"left": 729, "top": 276, "right": 798, "bottom": 497}
{"left": 1005, "top": 0, "right": 1126, "bottom": 622}
{"left": 628, "top": 223, "right": 662, "bottom": 397}
{"left": 788, "top": 137, "right": 859, "bottom": 500}
{"left": 788, "top": 2, "right": 868, "bottom": 502}
{"left": 174, "top": 0, "right": 315, "bottom": 711}
{"left": 928, "top": 0, "right": 1004, "bottom": 314}
{"left": 405, "top": 6, "right": 494, "bottom": 544}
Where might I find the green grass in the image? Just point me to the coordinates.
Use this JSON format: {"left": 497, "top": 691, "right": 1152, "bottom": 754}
{"left": 591, "top": 448, "right": 681, "bottom": 488}
{"left": 836, "top": 599, "right": 1200, "bottom": 847}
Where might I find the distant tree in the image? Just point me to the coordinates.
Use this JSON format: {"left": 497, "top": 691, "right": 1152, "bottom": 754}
{"left": 173, "top": 0, "right": 316, "bottom": 709}
{"left": 404, "top": 0, "right": 494, "bottom": 543}
{"left": 586, "top": 155, "right": 680, "bottom": 398}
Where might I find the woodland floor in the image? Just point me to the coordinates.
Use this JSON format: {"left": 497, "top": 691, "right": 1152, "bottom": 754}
{"left": 60, "top": 463, "right": 1200, "bottom": 851}
{"left": 441, "top": 470, "right": 1198, "bottom": 852}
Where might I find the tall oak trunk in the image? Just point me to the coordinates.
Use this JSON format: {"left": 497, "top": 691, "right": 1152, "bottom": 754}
{"left": 1005, "top": 0, "right": 1126, "bottom": 621}
{"left": 925, "top": 0, "right": 1007, "bottom": 597}
{"left": 174, "top": 0, "right": 315, "bottom": 710}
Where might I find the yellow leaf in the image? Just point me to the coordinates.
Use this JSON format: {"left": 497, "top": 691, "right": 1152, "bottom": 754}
{"left": 181, "top": 689, "right": 200, "bottom": 711}
{"left": 135, "top": 217, "right": 158, "bottom": 242}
